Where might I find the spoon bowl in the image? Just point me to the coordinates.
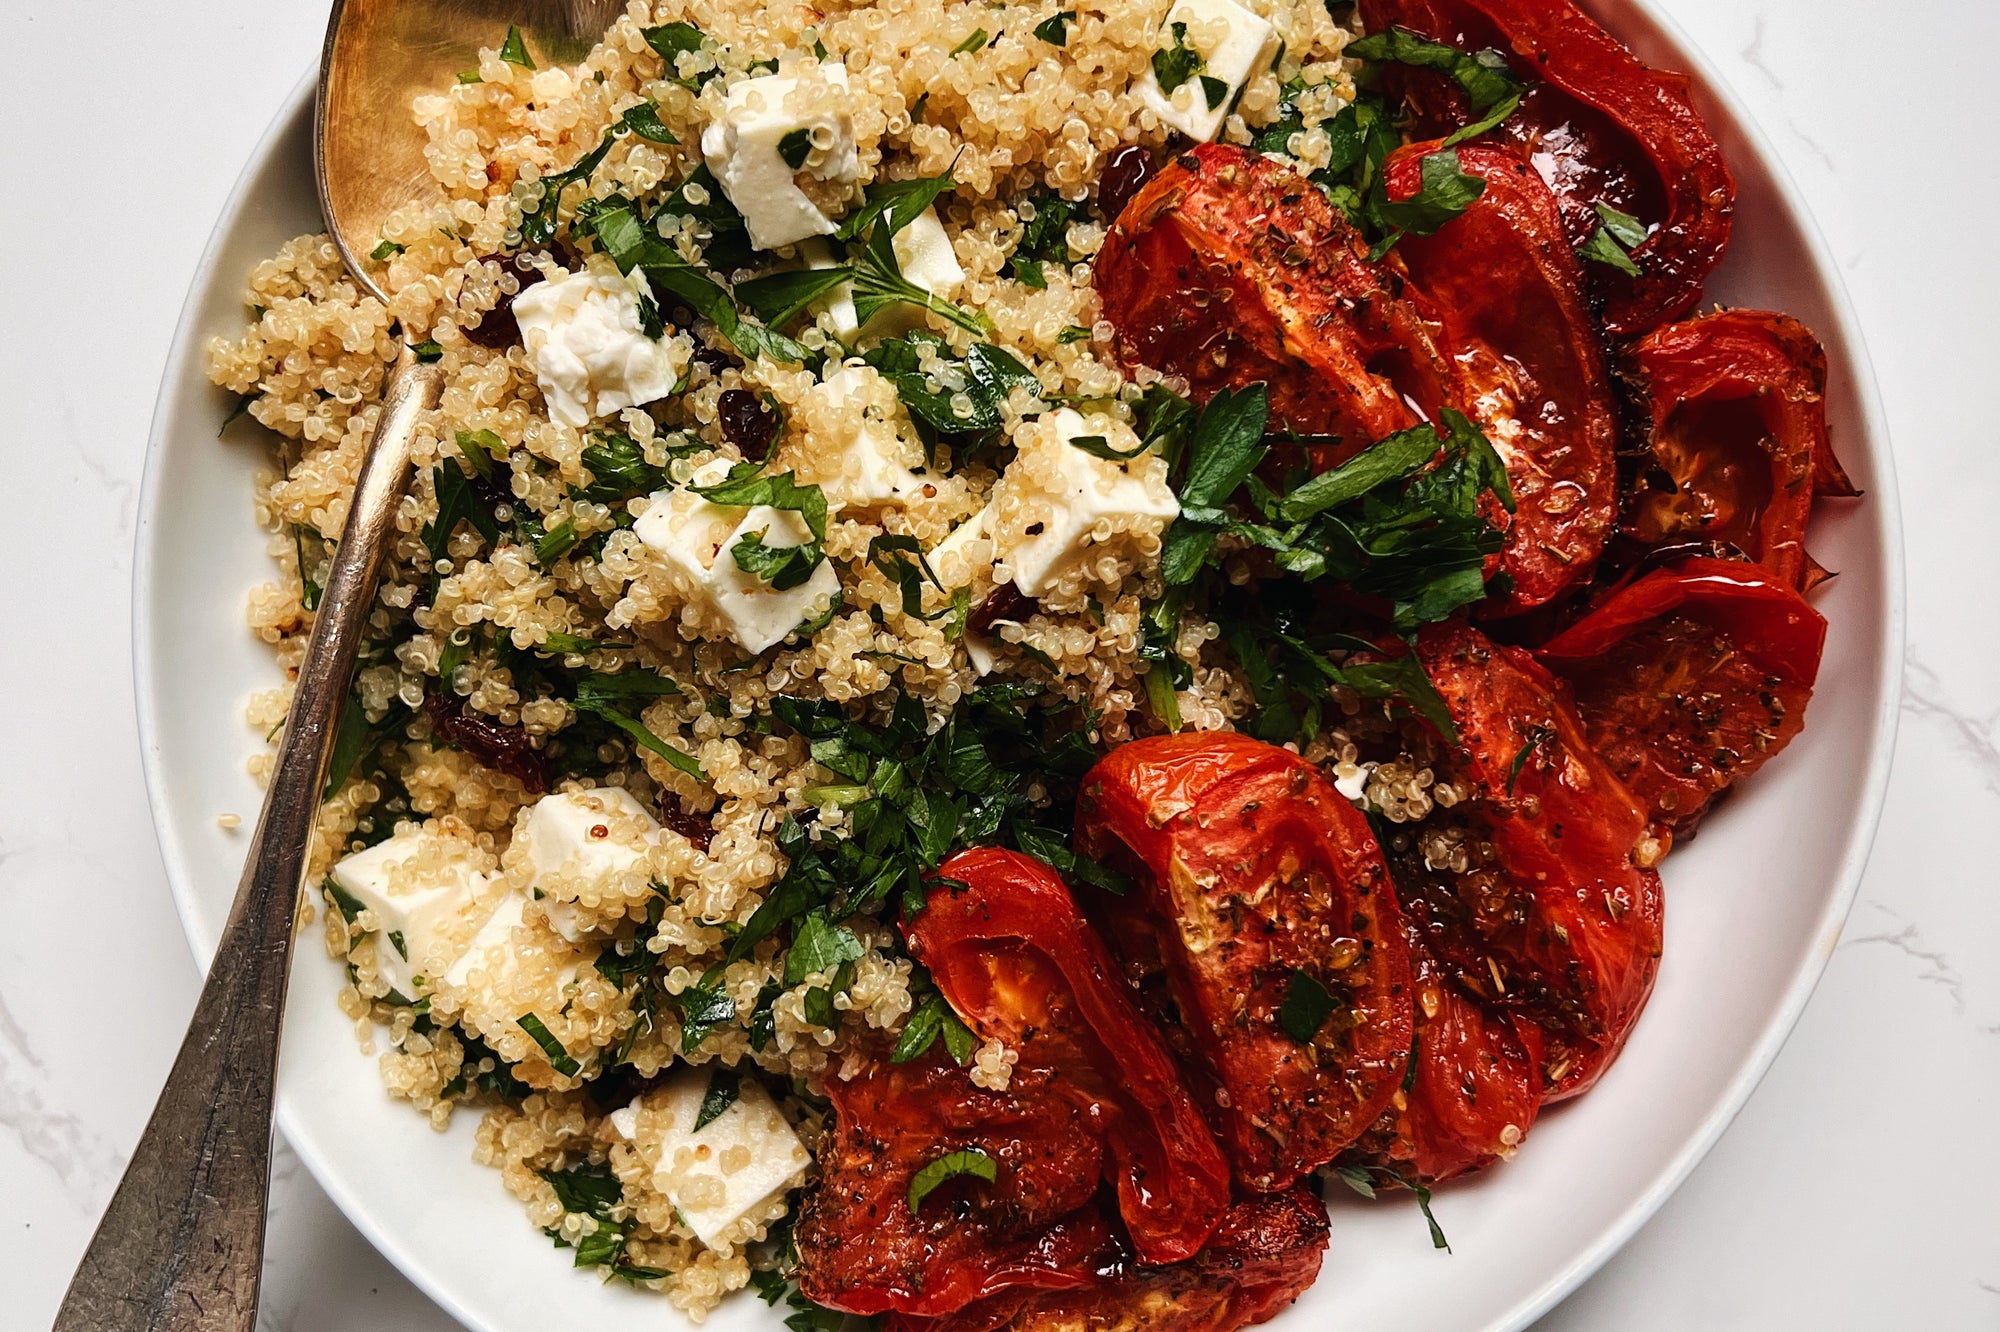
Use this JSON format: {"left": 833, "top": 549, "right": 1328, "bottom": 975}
{"left": 317, "top": 0, "right": 626, "bottom": 297}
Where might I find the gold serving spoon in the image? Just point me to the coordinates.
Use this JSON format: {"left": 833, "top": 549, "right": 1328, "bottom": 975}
{"left": 54, "top": 3, "right": 619, "bottom": 1328}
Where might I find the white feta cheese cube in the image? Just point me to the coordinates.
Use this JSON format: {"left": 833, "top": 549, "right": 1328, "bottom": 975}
{"left": 993, "top": 409, "right": 1180, "bottom": 598}
{"left": 441, "top": 887, "right": 527, "bottom": 990}
{"left": 798, "top": 239, "right": 859, "bottom": 337}
{"left": 619, "top": 1073, "right": 810, "bottom": 1247}
{"left": 928, "top": 504, "right": 1003, "bottom": 675}
{"left": 796, "top": 365, "right": 930, "bottom": 510}
{"left": 1138, "top": 0, "right": 1282, "bottom": 143}
{"left": 805, "top": 207, "right": 967, "bottom": 342}
{"left": 884, "top": 206, "right": 968, "bottom": 303}
{"left": 512, "top": 267, "right": 685, "bottom": 429}
{"left": 330, "top": 826, "right": 499, "bottom": 998}
{"left": 700, "top": 67, "right": 860, "bottom": 252}
{"left": 515, "top": 788, "right": 661, "bottom": 940}
{"left": 635, "top": 459, "right": 843, "bottom": 654}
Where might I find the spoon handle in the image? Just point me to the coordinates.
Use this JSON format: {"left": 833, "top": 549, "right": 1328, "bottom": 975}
{"left": 55, "top": 349, "right": 441, "bottom": 1332}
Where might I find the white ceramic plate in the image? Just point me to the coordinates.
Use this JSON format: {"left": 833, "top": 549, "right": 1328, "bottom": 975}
{"left": 135, "top": 5, "right": 1903, "bottom": 1328}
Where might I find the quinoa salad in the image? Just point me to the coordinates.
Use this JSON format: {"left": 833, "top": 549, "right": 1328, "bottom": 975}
{"left": 204, "top": 0, "right": 1855, "bottom": 1325}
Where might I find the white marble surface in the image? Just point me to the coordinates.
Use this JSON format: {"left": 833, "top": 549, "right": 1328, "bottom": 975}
{"left": 0, "top": 0, "right": 1993, "bottom": 1327}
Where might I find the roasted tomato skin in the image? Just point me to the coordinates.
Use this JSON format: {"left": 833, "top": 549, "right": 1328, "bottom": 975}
{"left": 1624, "top": 310, "right": 1854, "bottom": 591}
{"left": 1359, "top": 0, "right": 1734, "bottom": 334}
{"left": 1408, "top": 626, "right": 1664, "bottom": 1099}
{"left": 907, "top": 848, "right": 1232, "bottom": 1265}
{"left": 885, "top": 1189, "right": 1331, "bottom": 1332}
{"left": 1535, "top": 558, "right": 1827, "bottom": 840}
{"left": 1094, "top": 143, "right": 1458, "bottom": 457}
{"left": 1075, "top": 733, "right": 1414, "bottom": 1191}
{"left": 795, "top": 1047, "right": 1124, "bottom": 1317}
{"left": 1345, "top": 924, "right": 1545, "bottom": 1183}
{"left": 1383, "top": 141, "right": 1617, "bottom": 612}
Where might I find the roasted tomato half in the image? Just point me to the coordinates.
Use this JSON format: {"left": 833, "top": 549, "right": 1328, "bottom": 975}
{"left": 1405, "top": 626, "right": 1664, "bottom": 1099}
{"left": 1383, "top": 141, "right": 1618, "bottom": 611}
{"left": 796, "top": 1044, "right": 1126, "bottom": 1317}
{"left": 1344, "top": 922, "right": 1544, "bottom": 1183}
{"left": 1359, "top": 0, "right": 1734, "bottom": 333}
{"left": 1074, "top": 732, "right": 1413, "bottom": 1191}
{"left": 887, "top": 1189, "right": 1330, "bottom": 1332}
{"left": 1535, "top": 558, "right": 1827, "bottom": 842}
{"left": 908, "top": 848, "right": 1232, "bottom": 1265}
{"left": 1623, "top": 310, "right": 1856, "bottom": 591}
{"left": 1094, "top": 143, "right": 1458, "bottom": 459}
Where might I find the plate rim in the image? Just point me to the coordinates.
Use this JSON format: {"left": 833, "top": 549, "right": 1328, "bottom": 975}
{"left": 131, "top": 11, "right": 1907, "bottom": 1327}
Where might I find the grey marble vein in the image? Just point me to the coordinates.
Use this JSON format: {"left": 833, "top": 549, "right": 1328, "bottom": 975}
{"left": 1902, "top": 646, "right": 2000, "bottom": 796}
{"left": 0, "top": 983, "right": 127, "bottom": 1209}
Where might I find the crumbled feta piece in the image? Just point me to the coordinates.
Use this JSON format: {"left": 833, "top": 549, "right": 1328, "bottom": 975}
{"left": 439, "top": 886, "right": 597, "bottom": 1046}
{"left": 621, "top": 1073, "right": 810, "bottom": 1247}
{"left": 1333, "top": 761, "right": 1377, "bottom": 804}
{"left": 634, "top": 459, "right": 842, "bottom": 654}
{"left": 807, "top": 208, "right": 968, "bottom": 341}
{"left": 700, "top": 66, "right": 860, "bottom": 251}
{"left": 929, "top": 505, "right": 1004, "bottom": 674}
{"left": 796, "top": 365, "right": 930, "bottom": 510}
{"left": 1138, "top": 0, "right": 1282, "bottom": 143}
{"left": 441, "top": 888, "right": 527, "bottom": 990}
{"left": 512, "top": 267, "right": 684, "bottom": 429}
{"left": 515, "top": 788, "right": 661, "bottom": 940}
{"left": 330, "top": 825, "right": 498, "bottom": 998}
{"left": 890, "top": 207, "right": 969, "bottom": 298}
{"left": 994, "top": 409, "right": 1180, "bottom": 598}
{"left": 798, "top": 239, "right": 858, "bottom": 334}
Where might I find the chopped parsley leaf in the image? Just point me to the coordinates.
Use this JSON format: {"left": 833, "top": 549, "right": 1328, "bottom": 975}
{"left": 909, "top": 1147, "right": 998, "bottom": 1213}
{"left": 499, "top": 24, "right": 535, "bottom": 69}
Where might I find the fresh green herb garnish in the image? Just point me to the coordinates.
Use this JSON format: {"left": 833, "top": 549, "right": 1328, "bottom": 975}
{"left": 950, "top": 28, "right": 990, "bottom": 56}
{"left": 369, "top": 238, "right": 404, "bottom": 261}
{"left": 516, "top": 1013, "right": 579, "bottom": 1076}
{"left": 673, "top": 977, "right": 737, "bottom": 1052}
{"left": 619, "top": 102, "right": 678, "bottom": 145}
{"left": 1034, "top": 11, "right": 1075, "bottom": 45}
{"left": 863, "top": 332, "right": 1039, "bottom": 437}
{"left": 499, "top": 24, "right": 535, "bottom": 69}
{"left": 1580, "top": 202, "right": 1647, "bottom": 276}
{"left": 292, "top": 525, "right": 325, "bottom": 611}
{"left": 891, "top": 992, "right": 977, "bottom": 1064}
{"left": 1279, "top": 968, "right": 1336, "bottom": 1042}
{"left": 694, "top": 1067, "right": 740, "bottom": 1130}
{"left": 1346, "top": 26, "right": 1520, "bottom": 116}
{"left": 590, "top": 199, "right": 813, "bottom": 363}
{"left": 784, "top": 910, "right": 866, "bottom": 985}
{"left": 569, "top": 670, "right": 702, "bottom": 778}
{"left": 1151, "top": 22, "right": 1203, "bottom": 95}
{"left": 533, "top": 519, "right": 579, "bottom": 566}
{"left": 642, "top": 22, "right": 713, "bottom": 90}
{"left": 1160, "top": 383, "right": 1271, "bottom": 585}
{"left": 411, "top": 339, "right": 444, "bottom": 362}
{"left": 422, "top": 458, "right": 501, "bottom": 565}
{"left": 1225, "top": 410, "right": 1515, "bottom": 630}
{"left": 575, "top": 432, "right": 668, "bottom": 502}
{"left": 777, "top": 128, "right": 814, "bottom": 170}
{"left": 1199, "top": 74, "right": 1230, "bottom": 111}
{"left": 909, "top": 1148, "right": 998, "bottom": 1213}
{"left": 1367, "top": 149, "right": 1486, "bottom": 258}
{"left": 689, "top": 464, "right": 830, "bottom": 590}
{"left": 1065, "top": 433, "right": 1151, "bottom": 461}
{"left": 1333, "top": 1163, "right": 1451, "bottom": 1251}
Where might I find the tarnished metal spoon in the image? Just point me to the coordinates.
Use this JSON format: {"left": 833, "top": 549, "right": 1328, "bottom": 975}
{"left": 54, "top": 3, "right": 619, "bottom": 1328}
